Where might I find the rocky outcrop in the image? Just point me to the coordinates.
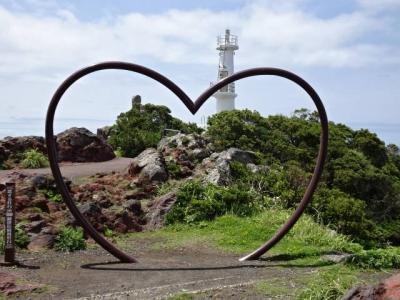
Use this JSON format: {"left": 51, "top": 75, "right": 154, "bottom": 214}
{"left": 146, "top": 192, "right": 177, "bottom": 230}
{"left": 0, "top": 136, "right": 46, "bottom": 154}
{"left": 201, "top": 148, "right": 257, "bottom": 185}
{"left": 343, "top": 273, "right": 400, "bottom": 299}
{"left": 128, "top": 148, "right": 168, "bottom": 183}
{"left": 56, "top": 127, "right": 115, "bottom": 162}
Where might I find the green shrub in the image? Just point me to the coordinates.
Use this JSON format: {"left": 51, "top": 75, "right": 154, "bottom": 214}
{"left": 166, "top": 180, "right": 265, "bottom": 224}
{"left": 0, "top": 224, "right": 29, "bottom": 252}
{"left": 41, "top": 189, "right": 63, "bottom": 203}
{"left": 54, "top": 227, "right": 86, "bottom": 252}
{"left": 346, "top": 247, "right": 400, "bottom": 269}
{"left": 166, "top": 161, "right": 182, "bottom": 179}
{"left": 114, "top": 147, "right": 123, "bottom": 158}
{"left": 21, "top": 149, "right": 49, "bottom": 169}
{"left": 109, "top": 103, "right": 202, "bottom": 158}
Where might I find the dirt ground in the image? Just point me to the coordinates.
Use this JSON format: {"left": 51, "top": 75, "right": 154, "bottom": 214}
{"left": 1, "top": 236, "right": 317, "bottom": 300}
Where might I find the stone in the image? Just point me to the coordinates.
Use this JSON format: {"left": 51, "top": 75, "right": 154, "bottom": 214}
{"left": 128, "top": 148, "right": 168, "bottom": 183}
{"left": 202, "top": 148, "right": 257, "bottom": 186}
{"left": 56, "top": 127, "right": 115, "bottom": 162}
{"left": 0, "top": 136, "right": 46, "bottom": 155}
{"left": 25, "top": 220, "right": 47, "bottom": 233}
{"left": 96, "top": 126, "right": 113, "bottom": 141}
{"left": 27, "top": 234, "right": 55, "bottom": 251}
{"left": 0, "top": 272, "right": 43, "bottom": 295}
{"left": 343, "top": 273, "right": 400, "bottom": 300}
{"left": 146, "top": 192, "right": 177, "bottom": 230}
{"left": 78, "top": 202, "right": 101, "bottom": 216}
{"left": 124, "top": 199, "right": 142, "bottom": 215}
{"left": 0, "top": 272, "right": 15, "bottom": 290}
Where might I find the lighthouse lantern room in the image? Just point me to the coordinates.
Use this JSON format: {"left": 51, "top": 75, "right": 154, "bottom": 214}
{"left": 213, "top": 29, "right": 239, "bottom": 113}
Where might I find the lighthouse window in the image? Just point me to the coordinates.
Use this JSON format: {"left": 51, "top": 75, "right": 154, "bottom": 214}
{"left": 219, "top": 70, "right": 228, "bottom": 79}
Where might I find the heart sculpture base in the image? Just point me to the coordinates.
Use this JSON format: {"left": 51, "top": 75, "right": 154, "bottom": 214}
{"left": 45, "top": 62, "right": 328, "bottom": 263}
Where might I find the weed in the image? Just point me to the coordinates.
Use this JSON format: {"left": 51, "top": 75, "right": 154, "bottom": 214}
{"left": 41, "top": 189, "right": 63, "bottom": 203}
{"left": 21, "top": 149, "right": 49, "bottom": 169}
{"left": 54, "top": 227, "right": 86, "bottom": 252}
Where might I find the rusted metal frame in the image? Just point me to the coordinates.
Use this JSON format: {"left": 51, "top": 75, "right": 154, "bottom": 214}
{"left": 46, "top": 62, "right": 328, "bottom": 263}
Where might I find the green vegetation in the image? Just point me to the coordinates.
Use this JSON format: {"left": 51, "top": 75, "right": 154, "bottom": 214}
{"left": 54, "top": 227, "right": 86, "bottom": 252}
{"left": 165, "top": 181, "right": 266, "bottom": 225}
{"left": 297, "top": 265, "right": 360, "bottom": 300}
{"left": 347, "top": 247, "right": 400, "bottom": 269}
{"left": 0, "top": 224, "right": 29, "bottom": 253}
{"left": 41, "top": 189, "right": 63, "bottom": 203}
{"left": 165, "top": 160, "right": 183, "bottom": 179}
{"left": 207, "top": 109, "right": 400, "bottom": 248}
{"left": 108, "top": 103, "right": 202, "bottom": 157}
{"left": 20, "top": 149, "right": 49, "bottom": 169}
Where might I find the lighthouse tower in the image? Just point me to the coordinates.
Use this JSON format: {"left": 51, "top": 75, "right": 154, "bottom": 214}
{"left": 213, "top": 29, "right": 239, "bottom": 113}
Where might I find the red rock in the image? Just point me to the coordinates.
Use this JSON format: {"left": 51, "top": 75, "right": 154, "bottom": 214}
{"left": 344, "top": 273, "right": 400, "bottom": 300}
{"left": 28, "top": 234, "right": 55, "bottom": 251}
{"left": 0, "top": 272, "right": 16, "bottom": 290}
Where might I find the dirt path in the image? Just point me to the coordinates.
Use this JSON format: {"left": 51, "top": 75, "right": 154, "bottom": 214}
{"left": 0, "top": 158, "right": 133, "bottom": 182}
{"left": 2, "top": 238, "right": 315, "bottom": 300}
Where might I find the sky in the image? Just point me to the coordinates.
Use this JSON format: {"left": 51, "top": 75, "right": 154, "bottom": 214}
{"left": 0, "top": 0, "right": 399, "bottom": 145}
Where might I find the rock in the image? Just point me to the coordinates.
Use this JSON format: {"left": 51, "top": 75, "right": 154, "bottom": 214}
{"left": 128, "top": 148, "right": 168, "bottom": 183}
{"left": 124, "top": 199, "right": 142, "bottom": 215}
{"left": 0, "top": 272, "right": 15, "bottom": 290}
{"left": 56, "top": 127, "right": 115, "bottom": 162}
{"left": 27, "top": 234, "right": 55, "bottom": 251}
{"left": 25, "top": 220, "right": 47, "bottom": 233}
{"left": 321, "top": 253, "right": 352, "bottom": 263}
{"left": 0, "top": 272, "right": 43, "bottom": 295}
{"left": 202, "top": 148, "right": 257, "bottom": 186}
{"left": 343, "top": 273, "right": 400, "bottom": 300}
{"left": 114, "top": 211, "right": 142, "bottom": 233}
{"left": 146, "top": 192, "right": 177, "bottom": 230}
{"left": 0, "top": 136, "right": 46, "bottom": 155}
{"left": 78, "top": 202, "right": 101, "bottom": 216}
{"left": 97, "top": 126, "right": 113, "bottom": 141}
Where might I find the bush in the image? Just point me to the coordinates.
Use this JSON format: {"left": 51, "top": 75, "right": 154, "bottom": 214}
{"left": 166, "top": 180, "right": 265, "bottom": 224}
{"left": 21, "top": 149, "right": 49, "bottom": 169}
{"left": 346, "top": 247, "right": 400, "bottom": 269}
{"left": 109, "top": 103, "right": 202, "bottom": 158}
{"left": 54, "top": 227, "right": 86, "bottom": 252}
{"left": 42, "top": 189, "right": 63, "bottom": 203}
{"left": 0, "top": 224, "right": 29, "bottom": 253}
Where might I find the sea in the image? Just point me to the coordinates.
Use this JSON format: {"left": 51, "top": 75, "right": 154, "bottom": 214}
{"left": 0, "top": 118, "right": 399, "bottom": 147}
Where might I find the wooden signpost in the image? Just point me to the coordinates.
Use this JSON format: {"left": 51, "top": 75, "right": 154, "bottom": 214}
{"left": 4, "top": 182, "right": 16, "bottom": 264}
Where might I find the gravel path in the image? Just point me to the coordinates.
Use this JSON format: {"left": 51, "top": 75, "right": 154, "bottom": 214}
{"left": 0, "top": 158, "right": 134, "bottom": 182}
{"left": 4, "top": 238, "right": 314, "bottom": 300}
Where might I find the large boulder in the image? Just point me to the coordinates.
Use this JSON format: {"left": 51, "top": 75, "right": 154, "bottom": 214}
{"left": 343, "top": 273, "right": 400, "bottom": 299}
{"left": 201, "top": 148, "right": 257, "bottom": 185}
{"left": 56, "top": 127, "right": 115, "bottom": 162}
{"left": 128, "top": 148, "right": 168, "bottom": 183}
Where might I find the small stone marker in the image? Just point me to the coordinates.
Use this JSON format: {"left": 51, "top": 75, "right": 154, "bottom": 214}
{"left": 4, "top": 182, "right": 16, "bottom": 264}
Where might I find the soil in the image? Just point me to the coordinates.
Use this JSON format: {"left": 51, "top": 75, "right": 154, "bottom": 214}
{"left": 0, "top": 237, "right": 316, "bottom": 299}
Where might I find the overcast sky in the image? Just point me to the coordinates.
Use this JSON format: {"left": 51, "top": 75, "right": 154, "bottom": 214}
{"left": 0, "top": 0, "right": 399, "bottom": 144}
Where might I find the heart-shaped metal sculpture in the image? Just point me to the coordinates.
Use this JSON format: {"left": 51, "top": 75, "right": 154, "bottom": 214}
{"left": 45, "top": 61, "right": 328, "bottom": 263}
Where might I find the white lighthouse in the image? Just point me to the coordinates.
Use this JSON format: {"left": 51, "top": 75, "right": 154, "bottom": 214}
{"left": 213, "top": 29, "right": 239, "bottom": 113}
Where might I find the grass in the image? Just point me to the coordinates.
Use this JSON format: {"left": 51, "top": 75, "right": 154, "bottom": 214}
{"left": 20, "top": 149, "right": 49, "bottom": 169}
{"left": 123, "top": 209, "right": 361, "bottom": 259}
{"left": 116, "top": 208, "right": 398, "bottom": 299}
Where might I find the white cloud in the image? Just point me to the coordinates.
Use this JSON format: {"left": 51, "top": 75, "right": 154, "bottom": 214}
{"left": 0, "top": 1, "right": 398, "bottom": 80}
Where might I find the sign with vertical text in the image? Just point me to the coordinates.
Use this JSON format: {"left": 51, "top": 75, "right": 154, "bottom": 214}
{"left": 4, "top": 182, "right": 15, "bottom": 263}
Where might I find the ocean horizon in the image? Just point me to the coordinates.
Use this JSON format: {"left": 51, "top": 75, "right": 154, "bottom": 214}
{"left": 0, "top": 117, "right": 399, "bottom": 147}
